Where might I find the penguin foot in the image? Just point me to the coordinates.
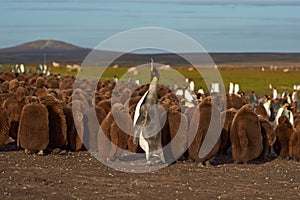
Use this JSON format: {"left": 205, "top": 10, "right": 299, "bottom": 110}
{"left": 107, "top": 157, "right": 119, "bottom": 162}
{"left": 37, "top": 150, "right": 44, "bottom": 156}
{"left": 58, "top": 150, "right": 68, "bottom": 155}
{"left": 141, "top": 160, "right": 152, "bottom": 166}
{"left": 149, "top": 156, "right": 164, "bottom": 166}
{"left": 140, "top": 157, "right": 163, "bottom": 166}
{"left": 51, "top": 148, "right": 62, "bottom": 155}
{"left": 205, "top": 160, "right": 213, "bottom": 168}
{"left": 197, "top": 162, "right": 205, "bottom": 168}
{"left": 24, "top": 149, "right": 33, "bottom": 155}
{"left": 278, "top": 156, "right": 290, "bottom": 160}
{"left": 234, "top": 160, "right": 242, "bottom": 164}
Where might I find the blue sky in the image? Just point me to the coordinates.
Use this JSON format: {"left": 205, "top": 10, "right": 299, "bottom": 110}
{"left": 0, "top": 0, "right": 299, "bottom": 52}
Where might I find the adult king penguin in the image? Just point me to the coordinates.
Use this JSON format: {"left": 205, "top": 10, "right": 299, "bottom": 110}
{"left": 133, "top": 59, "right": 166, "bottom": 164}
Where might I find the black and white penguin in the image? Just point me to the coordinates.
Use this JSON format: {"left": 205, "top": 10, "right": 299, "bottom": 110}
{"left": 133, "top": 59, "right": 165, "bottom": 164}
{"left": 275, "top": 103, "right": 294, "bottom": 125}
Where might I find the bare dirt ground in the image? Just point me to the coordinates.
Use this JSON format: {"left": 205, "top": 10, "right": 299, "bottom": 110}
{"left": 0, "top": 143, "right": 299, "bottom": 200}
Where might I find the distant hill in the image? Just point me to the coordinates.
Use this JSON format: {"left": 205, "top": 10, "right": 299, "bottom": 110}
{"left": 0, "top": 40, "right": 92, "bottom": 65}
{"left": 0, "top": 40, "right": 87, "bottom": 52}
{"left": 1, "top": 40, "right": 300, "bottom": 67}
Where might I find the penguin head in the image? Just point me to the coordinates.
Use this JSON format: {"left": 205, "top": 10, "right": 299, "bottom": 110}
{"left": 150, "top": 58, "right": 160, "bottom": 83}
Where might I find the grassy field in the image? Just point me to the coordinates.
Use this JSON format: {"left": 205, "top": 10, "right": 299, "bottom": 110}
{"left": 79, "top": 66, "right": 300, "bottom": 96}
{"left": 2, "top": 65, "right": 300, "bottom": 97}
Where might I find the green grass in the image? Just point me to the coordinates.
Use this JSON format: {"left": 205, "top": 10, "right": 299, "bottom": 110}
{"left": 219, "top": 68, "right": 300, "bottom": 96}
{"left": 2, "top": 65, "right": 300, "bottom": 97}
{"left": 88, "top": 67, "right": 300, "bottom": 97}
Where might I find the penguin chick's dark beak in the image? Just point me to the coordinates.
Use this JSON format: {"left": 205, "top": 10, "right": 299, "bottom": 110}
{"left": 150, "top": 59, "right": 160, "bottom": 83}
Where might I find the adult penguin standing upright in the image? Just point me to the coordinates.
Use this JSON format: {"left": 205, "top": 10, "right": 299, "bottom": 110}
{"left": 133, "top": 59, "right": 165, "bottom": 164}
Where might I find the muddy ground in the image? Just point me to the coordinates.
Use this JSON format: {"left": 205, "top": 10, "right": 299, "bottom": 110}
{"left": 0, "top": 143, "right": 299, "bottom": 200}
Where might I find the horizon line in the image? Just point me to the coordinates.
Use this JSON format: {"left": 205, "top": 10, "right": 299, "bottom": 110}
{"left": 1, "top": 39, "right": 300, "bottom": 54}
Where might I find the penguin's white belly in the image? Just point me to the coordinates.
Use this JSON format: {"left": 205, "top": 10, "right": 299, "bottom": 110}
{"left": 139, "top": 131, "right": 149, "bottom": 160}
{"left": 275, "top": 107, "right": 284, "bottom": 124}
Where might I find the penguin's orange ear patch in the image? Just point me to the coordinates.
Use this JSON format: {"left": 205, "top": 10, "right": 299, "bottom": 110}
{"left": 151, "top": 76, "right": 158, "bottom": 83}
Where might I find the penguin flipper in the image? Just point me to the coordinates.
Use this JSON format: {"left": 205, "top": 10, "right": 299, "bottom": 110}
{"left": 133, "top": 126, "right": 142, "bottom": 145}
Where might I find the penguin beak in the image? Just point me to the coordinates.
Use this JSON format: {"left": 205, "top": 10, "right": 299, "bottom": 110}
{"left": 150, "top": 58, "right": 160, "bottom": 83}
{"left": 150, "top": 58, "right": 154, "bottom": 71}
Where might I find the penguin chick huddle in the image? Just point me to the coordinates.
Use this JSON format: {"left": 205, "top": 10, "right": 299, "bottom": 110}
{"left": 0, "top": 62, "right": 300, "bottom": 167}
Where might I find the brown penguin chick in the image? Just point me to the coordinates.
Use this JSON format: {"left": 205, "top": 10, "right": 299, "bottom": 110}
{"left": 230, "top": 94, "right": 244, "bottom": 109}
{"left": 230, "top": 104, "right": 263, "bottom": 164}
{"left": 1, "top": 72, "right": 16, "bottom": 81}
{"left": 160, "top": 106, "right": 170, "bottom": 149}
{"left": 219, "top": 108, "right": 237, "bottom": 154}
{"left": 18, "top": 80, "right": 26, "bottom": 87}
{"left": 70, "top": 88, "right": 90, "bottom": 108}
{"left": 103, "top": 79, "right": 115, "bottom": 91}
{"left": 129, "top": 89, "right": 140, "bottom": 99}
{"left": 32, "top": 77, "right": 48, "bottom": 97}
{"left": 159, "top": 92, "right": 178, "bottom": 104}
{"left": 95, "top": 105, "right": 106, "bottom": 127}
{"left": 55, "top": 90, "right": 69, "bottom": 107}
{"left": 258, "top": 115, "right": 276, "bottom": 159}
{"left": 8, "top": 79, "right": 19, "bottom": 92}
{"left": 47, "top": 76, "right": 60, "bottom": 89}
{"left": 2, "top": 87, "right": 27, "bottom": 140}
{"left": 17, "top": 97, "right": 49, "bottom": 155}
{"left": 103, "top": 91, "right": 111, "bottom": 100}
{"left": 97, "top": 99, "right": 112, "bottom": 114}
{"left": 61, "top": 88, "right": 73, "bottom": 100}
{"left": 83, "top": 106, "right": 101, "bottom": 152}
{"left": 96, "top": 80, "right": 104, "bottom": 91}
{"left": 108, "top": 103, "right": 132, "bottom": 160}
{"left": 274, "top": 115, "right": 294, "bottom": 159}
{"left": 28, "top": 77, "right": 37, "bottom": 87}
{"left": 1, "top": 81, "right": 9, "bottom": 93}
{"left": 166, "top": 105, "right": 188, "bottom": 161}
{"left": 63, "top": 105, "right": 80, "bottom": 151}
{"left": 40, "top": 94, "right": 67, "bottom": 149}
{"left": 158, "top": 91, "right": 180, "bottom": 110}
{"left": 157, "top": 84, "right": 172, "bottom": 99}
{"left": 135, "top": 85, "right": 149, "bottom": 97}
{"left": 188, "top": 96, "right": 221, "bottom": 166}
{"left": 226, "top": 93, "right": 233, "bottom": 109}
{"left": 94, "top": 92, "right": 106, "bottom": 106}
{"left": 293, "top": 114, "right": 300, "bottom": 160}
{"left": 158, "top": 99, "right": 173, "bottom": 111}
{"left": 129, "top": 95, "right": 142, "bottom": 109}
{"left": 98, "top": 111, "right": 114, "bottom": 159}
{"left": 242, "top": 96, "right": 249, "bottom": 105}
{"left": 289, "top": 130, "right": 300, "bottom": 161}
{"left": 117, "top": 88, "right": 132, "bottom": 105}
{"left": 183, "top": 106, "right": 196, "bottom": 127}
{"left": 294, "top": 113, "right": 300, "bottom": 133}
{"left": 0, "top": 106, "right": 10, "bottom": 147}
{"left": 294, "top": 112, "right": 300, "bottom": 119}
{"left": 59, "top": 77, "right": 73, "bottom": 90}
{"left": 16, "top": 73, "right": 27, "bottom": 82}
{"left": 255, "top": 102, "right": 269, "bottom": 120}
{"left": 0, "top": 92, "right": 11, "bottom": 106}
{"left": 15, "top": 86, "right": 28, "bottom": 103}
{"left": 98, "top": 87, "right": 107, "bottom": 95}
{"left": 63, "top": 101, "right": 85, "bottom": 151}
